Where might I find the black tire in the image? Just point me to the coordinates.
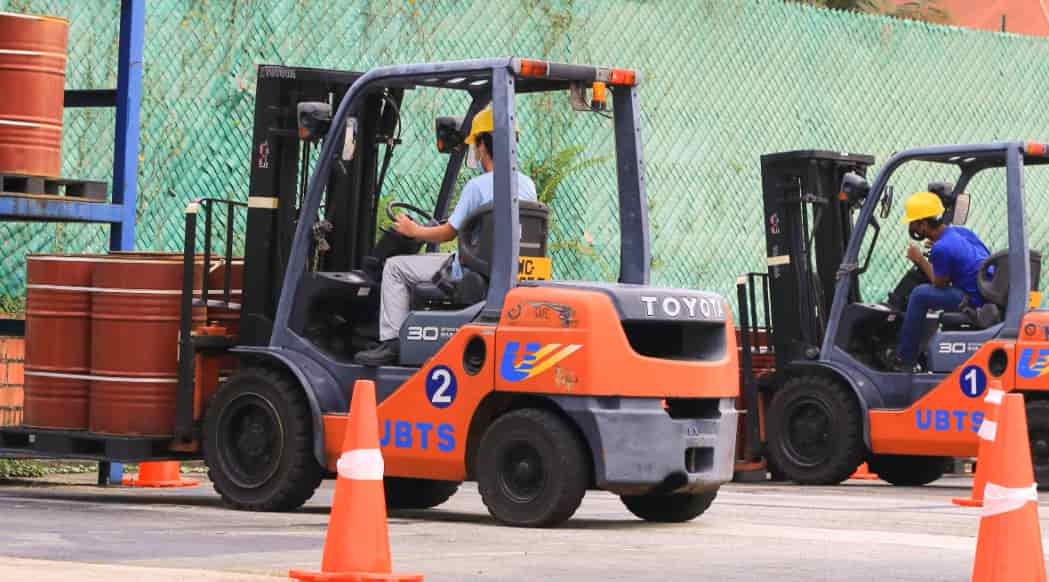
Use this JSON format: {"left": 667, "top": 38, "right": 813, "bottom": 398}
{"left": 384, "top": 477, "right": 461, "bottom": 509}
{"left": 766, "top": 375, "right": 866, "bottom": 485}
{"left": 1026, "top": 399, "right": 1049, "bottom": 491}
{"left": 868, "top": 454, "right": 947, "bottom": 486}
{"left": 764, "top": 451, "right": 789, "bottom": 482}
{"left": 476, "top": 409, "right": 589, "bottom": 527}
{"left": 620, "top": 488, "right": 718, "bottom": 523}
{"left": 203, "top": 367, "right": 324, "bottom": 511}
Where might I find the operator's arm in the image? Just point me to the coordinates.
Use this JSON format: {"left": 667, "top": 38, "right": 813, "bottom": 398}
{"left": 908, "top": 244, "right": 950, "bottom": 288}
{"left": 394, "top": 178, "right": 487, "bottom": 245}
{"left": 391, "top": 178, "right": 481, "bottom": 244}
{"left": 393, "top": 215, "right": 456, "bottom": 243}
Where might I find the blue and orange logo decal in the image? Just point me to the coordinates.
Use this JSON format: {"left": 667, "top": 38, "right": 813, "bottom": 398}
{"left": 1019, "top": 348, "right": 1049, "bottom": 379}
{"left": 500, "top": 341, "right": 582, "bottom": 382}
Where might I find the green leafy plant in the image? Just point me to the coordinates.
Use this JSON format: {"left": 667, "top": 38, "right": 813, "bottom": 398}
{"left": 0, "top": 295, "right": 25, "bottom": 316}
{"left": 522, "top": 145, "right": 615, "bottom": 280}
{"left": 787, "top": 0, "right": 950, "bottom": 23}
{"left": 524, "top": 145, "right": 609, "bottom": 206}
{"left": 0, "top": 459, "right": 47, "bottom": 479}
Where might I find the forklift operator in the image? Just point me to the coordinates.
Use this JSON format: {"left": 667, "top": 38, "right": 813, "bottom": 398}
{"left": 894, "top": 191, "right": 990, "bottom": 369}
{"left": 354, "top": 105, "right": 538, "bottom": 366}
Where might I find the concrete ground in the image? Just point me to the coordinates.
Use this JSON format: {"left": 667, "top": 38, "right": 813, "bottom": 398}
{"left": 0, "top": 473, "right": 1045, "bottom": 581}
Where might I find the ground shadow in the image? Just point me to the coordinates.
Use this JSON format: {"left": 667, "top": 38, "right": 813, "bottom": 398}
{"left": 0, "top": 488, "right": 227, "bottom": 508}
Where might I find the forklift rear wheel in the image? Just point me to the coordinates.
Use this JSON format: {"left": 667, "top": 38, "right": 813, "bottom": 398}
{"left": 203, "top": 367, "right": 324, "bottom": 511}
{"left": 384, "top": 477, "right": 461, "bottom": 509}
{"left": 620, "top": 488, "right": 718, "bottom": 523}
{"left": 477, "top": 408, "right": 589, "bottom": 527}
{"left": 766, "top": 375, "right": 865, "bottom": 485}
{"left": 867, "top": 454, "right": 947, "bottom": 486}
{"left": 1026, "top": 399, "right": 1049, "bottom": 491}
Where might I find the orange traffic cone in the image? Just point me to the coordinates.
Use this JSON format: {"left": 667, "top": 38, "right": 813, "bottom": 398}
{"left": 850, "top": 462, "right": 879, "bottom": 481}
{"left": 954, "top": 384, "right": 1004, "bottom": 507}
{"left": 971, "top": 393, "right": 1046, "bottom": 582}
{"left": 122, "top": 461, "right": 199, "bottom": 488}
{"left": 289, "top": 380, "right": 422, "bottom": 582}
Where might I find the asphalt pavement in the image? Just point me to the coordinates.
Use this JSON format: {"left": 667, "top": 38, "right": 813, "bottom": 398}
{"left": 0, "top": 473, "right": 1044, "bottom": 581}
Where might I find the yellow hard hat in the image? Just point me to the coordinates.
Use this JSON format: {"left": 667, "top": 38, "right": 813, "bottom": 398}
{"left": 464, "top": 106, "right": 492, "bottom": 145}
{"left": 464, "top": 105, "right": 519, "bottom": 145}
{"left": 901, "top": 191, "right": 946, "bottom": 224}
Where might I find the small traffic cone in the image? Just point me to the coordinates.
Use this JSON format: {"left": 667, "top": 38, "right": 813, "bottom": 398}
{"left": 954, "top": 384, "right": 1004, "bottom": 507}
{"left": 850, "top": 462, "right": 879, "bottom": 481}
{"left": 122, "top": 461, "right": 199, "bottom": 488}
{"left": 289, "top": 380, "right": 422, "bottom": 582}
{"left": 971, "top": 393, "right": 1046, "bottom": 582}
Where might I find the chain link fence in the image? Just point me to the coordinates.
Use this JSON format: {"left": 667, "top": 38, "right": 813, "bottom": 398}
{"left": 0, "top": 0, "right": 1047, "bottom": 313}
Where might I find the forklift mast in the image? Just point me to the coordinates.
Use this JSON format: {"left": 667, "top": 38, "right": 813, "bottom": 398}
{"left": 239, "top": 65, "right": 397, "bottom": 346}
{"left": 758, "top": 150, "right": 875, "bottom": 369}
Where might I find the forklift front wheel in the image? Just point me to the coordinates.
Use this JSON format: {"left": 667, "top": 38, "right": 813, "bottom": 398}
{"left": 867, "top": 454, "right": 947, "bottom": 486}
{"left": 766, "top": 375, "right": 865, "bottom": 485}
{"left": 203, "top": 367, "right": 324, "bottom": 511}
{"left": 476, "top": 408, "right": 589, "bottom": 527}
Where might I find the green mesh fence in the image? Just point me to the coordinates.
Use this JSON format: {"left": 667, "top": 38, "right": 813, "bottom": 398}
{"left": 1, "top": 0, "right": 1048, "bottom": 314}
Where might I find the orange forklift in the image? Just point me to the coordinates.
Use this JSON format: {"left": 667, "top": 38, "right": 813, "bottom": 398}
{"left": 1, "top": 59, "right": 741, "bottom": 528}
{"left": 737, "top": 144, "right": 1046, "bottom": 487}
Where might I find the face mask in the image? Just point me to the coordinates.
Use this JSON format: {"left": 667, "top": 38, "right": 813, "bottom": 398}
{"left": 466, "top": 143, "right": 480, "bottom": 170}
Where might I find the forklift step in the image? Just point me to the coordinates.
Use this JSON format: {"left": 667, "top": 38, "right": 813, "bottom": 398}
{"left": 0, "top": 172, "right": 108, "bottom": 201}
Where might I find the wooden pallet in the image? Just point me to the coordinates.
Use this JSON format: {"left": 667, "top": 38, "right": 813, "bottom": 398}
{"left": 0, "top": 426, "right": 194, "bottom": 462}
{"left": 0, "top": 173, "right": 108, "bottom": 201}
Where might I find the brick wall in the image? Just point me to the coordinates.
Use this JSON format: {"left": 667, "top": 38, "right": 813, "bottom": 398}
{"left": 0, "top": 337, "right": 24, "bottom": 426}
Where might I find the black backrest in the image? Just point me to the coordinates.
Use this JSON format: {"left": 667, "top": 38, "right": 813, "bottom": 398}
{"left": 457, "top": 200, "right": 549, "bottom": 277}
{"left": 978, "top": 249, "right": 1043, "bottom": 307}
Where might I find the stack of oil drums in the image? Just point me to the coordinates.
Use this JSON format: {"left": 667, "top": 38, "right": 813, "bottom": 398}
{"left": 0, "top": 12, "right": 68, "bottom": 177}
{"left": 22, "top": 254, "right": 241, "bottom": 436}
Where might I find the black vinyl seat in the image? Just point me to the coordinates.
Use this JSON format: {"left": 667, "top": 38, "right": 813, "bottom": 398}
{"left": 940, "top": 249, "right": 1042, "bottom": 330}
{"left": 411, "top": 200, "right": 550, "bottom": 309}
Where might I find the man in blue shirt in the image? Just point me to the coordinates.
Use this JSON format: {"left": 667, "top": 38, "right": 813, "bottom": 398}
{"left": 355, "top": 105, "right": 538, "bottom": 366}
{"left": 894, "top": 191, "right": 990, "bottom": 370}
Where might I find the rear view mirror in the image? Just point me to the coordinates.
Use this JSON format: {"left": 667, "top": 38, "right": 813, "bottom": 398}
{"left": 297, "top": 101, "right": 332, "bottom": 142}
{"left": 839, "top": 172, "right": 870, "bottom": 210}
{"left": 435, "top": 116, "right": 464, "bottom": 153}
{"left": 952, "top": 192, "right": 971, "bottom": 225}
{"left": 342, "top": 117, "right": 357, "bottom": 161}
{"left": 880, "top": 185, "right": 894, "bottom": 220}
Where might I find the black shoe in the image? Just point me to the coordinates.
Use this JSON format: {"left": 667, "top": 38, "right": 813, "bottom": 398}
{"left": 354, "top": 339, "right": 399, "bottom": 366}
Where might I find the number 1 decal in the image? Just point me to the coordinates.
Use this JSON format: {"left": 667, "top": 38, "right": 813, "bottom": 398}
{"left": 425, "top": 365, "right": 458, "bottom": 409}
{"left": 959, "top": 365, "right": 987, "bottom": 399}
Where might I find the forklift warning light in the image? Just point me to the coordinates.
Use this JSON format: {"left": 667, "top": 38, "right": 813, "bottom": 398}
{"left": 516, "top": 58, "right": 638, "bottom": 86}
{"left": 1025, "top": 142, "right": 1048, "bottom": 156}
{"left": 518, "top": 59, "right": 550, "bottom": 78}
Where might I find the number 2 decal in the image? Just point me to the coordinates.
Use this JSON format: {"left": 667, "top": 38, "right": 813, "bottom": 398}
{"left": 425, "top": 365, "right": 458, "bottom": 409}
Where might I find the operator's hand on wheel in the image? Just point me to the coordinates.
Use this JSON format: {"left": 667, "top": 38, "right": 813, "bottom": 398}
{"left": 393, "top": 213, "right": 419, "bottom": 238}
{"left": 923, "top": 239, "right": 933, "bottom": 250}
{"left": 906, "top": 243, "right": 924, "bottom": 264}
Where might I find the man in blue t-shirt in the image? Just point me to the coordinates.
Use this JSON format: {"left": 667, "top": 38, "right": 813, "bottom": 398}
{"left": 894, "top": 191, "right": 990, "bottom": 370}
{"left": 355, "top": 105, "right": 537, "bottom": 366}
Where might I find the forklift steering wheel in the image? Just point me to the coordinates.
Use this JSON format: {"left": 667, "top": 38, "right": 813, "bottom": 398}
{"left": 383, "top": 201, "right": 436, "bottom": 235}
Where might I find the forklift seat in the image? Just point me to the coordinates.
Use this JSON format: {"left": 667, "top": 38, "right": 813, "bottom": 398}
{"left": 939, "top": 249, "right": 1042, "bottom": 330}
{"left": 410, "top": 200, "right": 549, "bottom": 309}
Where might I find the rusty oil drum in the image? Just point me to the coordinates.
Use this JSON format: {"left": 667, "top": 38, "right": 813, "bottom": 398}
{"left": 23, "top": 255, "right": 93, "bottom": 429}
{"left": 0, "top": 12, "right": 68, "bottom": 177}
{"left": 89, "top": 258, "right": 203, "bottom": 436}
